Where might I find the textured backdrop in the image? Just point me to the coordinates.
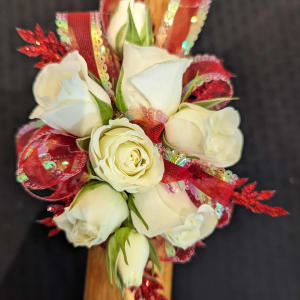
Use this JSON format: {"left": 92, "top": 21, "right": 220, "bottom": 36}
{"left": 0, "top": 0, "right": 299, "bottom": 299}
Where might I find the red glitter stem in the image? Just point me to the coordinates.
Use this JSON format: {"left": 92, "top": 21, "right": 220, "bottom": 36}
{"left": 232, "top": 179, "right": 288, "bottom": 217}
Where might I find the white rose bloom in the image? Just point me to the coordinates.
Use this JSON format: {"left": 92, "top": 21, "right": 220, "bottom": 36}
{"left": 165, "top": 103, "right": 244, "bottom": 168}
{"left": 89, "top": 118, "right": 164, "bottom": 193}
{"left": 107, "top": 0, "right": 147, "bottom": 52}
{"left": 31, "top": 51, "right": 111, "bottom": 137}
{"left": 121, "top": 42, "right": 192, "bottom": 117}
{"left": 117, "top": 232, "right": 149, "bottom": 287}
{"left": 132, "top": 183, "right": 218, "bottom": 249}
{"left": 54, "top": 182, "right": 128, "bottom": 248}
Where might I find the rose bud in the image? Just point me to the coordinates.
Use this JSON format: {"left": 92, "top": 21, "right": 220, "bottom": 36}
{"left": 132, "top": 183, "right": 218, "bottom": 250}
{"left": 121, "top": 42, "right": 191, "bottom": 117}
{"left": 165, "top": 103, "right": 244, "bottom": 168}
{"left": 117, "top": 232, "right": 149, "bottom": 287}
{"left": 31, "top": 51, "right": 111, "bottom": 137}
{"left": 54, "top": 182, "right": 128, "bottom": 247}
{"left": 107, "top": 0, "right": 147, "bottom": 53}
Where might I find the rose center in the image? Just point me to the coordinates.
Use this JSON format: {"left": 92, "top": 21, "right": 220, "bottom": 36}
{"left": 116, "top": 142, "right": 148, "bottom": 175}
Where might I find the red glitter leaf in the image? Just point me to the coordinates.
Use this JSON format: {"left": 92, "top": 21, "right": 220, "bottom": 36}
{"left": 18, "top": 45, "right": 41, "bottom": 57}
{"left": 35, "top": 24, "right": 45, "bottom": 39}
{"left": 17, "top": 25, "right": 68, "bottom": 68}
{"left": 232, "top": 179, "right": 287, "bottom": 217}
{"left": 38, "top": 217, "right": 56, "bottom": 227}
{"left": 48, "top": 227, "right": 61, "bottom": 237}
{"left": 16, "top": 28, "right": 36, "bottom": 44}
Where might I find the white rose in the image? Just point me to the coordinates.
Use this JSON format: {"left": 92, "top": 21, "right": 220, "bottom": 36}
{"left": 30, "top": 51, "right": 111, "bottom": 137}
{"left": 121, "top": 42, "right": 192, "bottom": 116}
{"left": 132, "top": 183, "right": 218, "bottom": 249}
{"left": 117, "top": 232, "right": 149, "bottom": 287}
{"left": 165, "top": 103, "right": 244, "bottom": 168}
{"left": 89, "top": 118, "right": 164, "bottom": 193}
{"left": 54, "top": 182, "right": 128, "bottom": 248}
{"left": 107, "top": 0, "right": 147, "bottom": 52}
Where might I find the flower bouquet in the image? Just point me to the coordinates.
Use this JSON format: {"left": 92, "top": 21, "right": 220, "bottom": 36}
{"left": 15, "top": 0, "right": 287, "bottom": 299}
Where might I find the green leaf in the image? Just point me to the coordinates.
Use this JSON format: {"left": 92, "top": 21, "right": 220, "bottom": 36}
{"left": 116, "top": 23, "right": 128, "bottom": 55}
{"left": 128, "top": 194, "right": 149, "bottom": 230}
{"left": 121, "top": 192, "right": 129, "bottom": 201}
{"left": 114, "top": 227, "right": 132, "bottom": 265}
{"left": 76, "top": 136, "right": 90, "bottom": 152}
{"left": 90, "top": 92, "right": 113, "bottom": 125}
{"left": 148, "top": 239, "right": 162, "bottom": 274}
{"left": 140, "top": 8, "right": 154, "bottom": 46}
{"left": 115, "top": 67, "right": 128, "bottom": 113}
{"left": 193, "top": 97, "right": 239, "bottom": 109}
{"left": 122, "top": 217, "right": 136, "bottom": 230}
{"left": 181, "top": 72, "right": 203, "bottom": 103}
{"left": 126, "top": 6, "right": 142, "bottom": 45}
{"left": 106, "top": 234, "right": 119, "bottom": 285}
{"left": 105, "top": 227, "right": 135, "bottom": 288}
{"left": 88, "top": 70, "right": 102, "bottom": 86}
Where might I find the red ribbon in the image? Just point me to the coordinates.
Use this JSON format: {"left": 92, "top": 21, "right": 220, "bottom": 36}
{"left": 162, "top": 159, "right": 234, "bottom": 207}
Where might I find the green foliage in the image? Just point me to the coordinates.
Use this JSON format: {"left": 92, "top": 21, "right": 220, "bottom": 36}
{"left": 115, "top": 67, "right": 128, "bottom": 113}
{"left": 140, "top": 8, "right": 154, "bottom": 46}
{"left": 128, "top": 194, "right": 149, "bottom": 230}
{"left": 193, "top": 97, "right": 239, "bottom": 109}
{"left": 90, "top": 92, "right": 114, "bottom": 125}
{"left": 126, "top": 6, "right": 142, "bottom": 45}
{"left": 106, "top": 227, "right": 134, "bottom": 290}
{"left": 76, "top": 136, "right": 90, "bottom": 152}
{"left": 148, "top": 239, "right": 162, "bottom": 274}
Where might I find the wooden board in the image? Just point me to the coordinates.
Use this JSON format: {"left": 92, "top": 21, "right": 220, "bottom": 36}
{"left": 84, "top": 246, "right": 173, "bottom": 300}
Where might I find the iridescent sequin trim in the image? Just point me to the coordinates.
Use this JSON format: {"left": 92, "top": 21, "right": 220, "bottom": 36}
{"left": 181, "top": 0, "right": 212, "bottom": 55}
{"left": 56, "top": 13, "right": 70, "bottom": 45}
{"left": 156, "top": 0, "right": 180, "bottom": 48}
{"left": 90, "top": 12, "right": 112, "bottom": 91}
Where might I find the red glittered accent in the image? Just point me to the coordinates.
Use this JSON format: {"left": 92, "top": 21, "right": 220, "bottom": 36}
{"left": 232, "top": 179, "right": 288, "bottom": 217}
{"left": 16, "top": 124, "right": 88, "bottom": 200}
{"left": 162, "top": 160, "right": 234, "bottom": 207}
{"left": 131, "top": 268, "right": 167, "bottom": 300}
{"left": 182, "top": 55, "right": 233, "bottom": 109}
{"left": 17, "top": 25, "right": 68, "bottom": 68}
{"left": 132, "top": 120, "right": 165, "bottom": 144}
{"left": 190, "top": 80, "right": 232, "bottom": 102}
{"left": 183, "top": 55, "right": 232, "bottom": 86}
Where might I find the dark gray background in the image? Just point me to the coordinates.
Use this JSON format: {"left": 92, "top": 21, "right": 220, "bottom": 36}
{"left": 0, "top": 0, "right": 299, "bottom": 299}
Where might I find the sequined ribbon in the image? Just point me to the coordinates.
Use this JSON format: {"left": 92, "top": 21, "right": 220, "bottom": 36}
{"left": 156, "top": 0, "right": 212, "bottom": 55}
{"left": 56, "top": 11, "right": 119, "bottom": 91}
{"left": 100, "top": 0, "right": 211, "bottom": 56}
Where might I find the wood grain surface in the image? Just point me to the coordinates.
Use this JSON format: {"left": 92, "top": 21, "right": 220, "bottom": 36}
{"left": 84, "top": 246, "right": 173, "bottom": 300}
